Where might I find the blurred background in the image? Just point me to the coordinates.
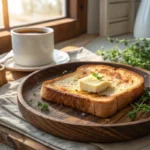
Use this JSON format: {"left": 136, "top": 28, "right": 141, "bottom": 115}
{"left": 0, "top": 0, "right": 142, "bottom": 53}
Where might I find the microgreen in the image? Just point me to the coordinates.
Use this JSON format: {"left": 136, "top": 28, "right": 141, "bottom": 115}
{"left": 38, "top": 102, "right": 49, "bottom": 111}
{"left": 128, "top": 87, "right": 150, "bottom": 119}
{"left": 92, "top": 72, "right": 103, "bottom": 80}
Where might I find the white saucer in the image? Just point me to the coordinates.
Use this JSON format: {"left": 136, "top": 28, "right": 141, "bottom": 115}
{"left": 4, "top": 49, "right": 70, "bottom": 72}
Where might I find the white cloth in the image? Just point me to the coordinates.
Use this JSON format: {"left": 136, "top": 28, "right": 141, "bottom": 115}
{"left": 0, "top": 144, "right": 15, "bottom": 150}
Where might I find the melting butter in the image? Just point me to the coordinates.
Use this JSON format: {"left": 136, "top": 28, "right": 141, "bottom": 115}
{"left": 79, "top": 75, "right": 111, "bottom": 93}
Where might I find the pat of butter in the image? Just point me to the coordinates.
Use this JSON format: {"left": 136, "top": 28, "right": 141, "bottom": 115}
{"left": 79, "top": 75, "right": 111, "bottom": 93}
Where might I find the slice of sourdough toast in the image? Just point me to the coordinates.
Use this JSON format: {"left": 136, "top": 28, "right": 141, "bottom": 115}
{"left": 41, "top": 65, "right": 144, "bottom": 117}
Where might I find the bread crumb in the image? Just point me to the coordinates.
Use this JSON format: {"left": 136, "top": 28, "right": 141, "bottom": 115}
{"left": 63, "top": 70, "right": 68, "bottom": 74}
{"left": 105, "top": 119, "right": 110, "bottom": 122}
{"left": 81, "top": 112, "right": 86, "bottom": 116}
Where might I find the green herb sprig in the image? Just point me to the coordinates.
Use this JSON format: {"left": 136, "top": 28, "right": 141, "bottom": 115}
{"left": 96, "top": 38, "right": 150, "bottom": 70}
{"left": 128, "top": 87, "right": 150, "bottom": 119}
{"left": 38, "top": 102, "right": 49, "bottom": 111}
{"left": 92, "top": 72, "right": 103, "bottom": 80}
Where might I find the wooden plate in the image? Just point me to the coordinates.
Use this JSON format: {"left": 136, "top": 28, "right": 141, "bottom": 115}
{"left": 17, "top": 61, "right": 150, "bottom": 143}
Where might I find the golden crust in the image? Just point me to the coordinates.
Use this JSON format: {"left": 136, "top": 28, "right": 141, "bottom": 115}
{"left": 41, "top": 65, "right": 144, "bottom": 118}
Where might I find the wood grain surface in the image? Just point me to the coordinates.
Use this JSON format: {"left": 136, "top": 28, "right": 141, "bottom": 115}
{"left": 17, "top": 61, "right": 150, "bottom": 143}
{"left": 0, "top": 125, "right": 53, "bottom": 150}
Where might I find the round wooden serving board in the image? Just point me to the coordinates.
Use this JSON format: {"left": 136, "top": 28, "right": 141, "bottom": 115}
{"left": 17, "top": 62, "right": 150, "bottom": 143}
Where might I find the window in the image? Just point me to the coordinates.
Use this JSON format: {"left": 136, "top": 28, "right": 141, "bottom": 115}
{"left": 0, "top": 0, "right": 67, "bottom": 29}
{"left": 0, "top": 0, "right": 87, "bottom": 53}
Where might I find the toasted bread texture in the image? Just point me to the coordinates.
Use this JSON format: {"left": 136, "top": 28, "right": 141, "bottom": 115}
{"left": 41, "top": 65, "right": 144, "bottom": 117}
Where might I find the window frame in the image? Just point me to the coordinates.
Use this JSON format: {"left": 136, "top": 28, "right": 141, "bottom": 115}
{"left": 0, "top": 0, "right": 87, "bottom": 53}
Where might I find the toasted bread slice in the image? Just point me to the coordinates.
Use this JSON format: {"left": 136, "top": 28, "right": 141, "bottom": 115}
{"left": 41, "top": 65, "right": 144, "bottom": 117}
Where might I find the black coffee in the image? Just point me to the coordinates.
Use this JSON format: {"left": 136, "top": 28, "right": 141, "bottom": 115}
{"left": 16, "top": 29, "right": 46, "bottom": 34}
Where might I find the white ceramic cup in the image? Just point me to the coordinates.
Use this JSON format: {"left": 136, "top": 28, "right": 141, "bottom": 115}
{"left": 11, "top": 27, "right": 54, "bottom": 67}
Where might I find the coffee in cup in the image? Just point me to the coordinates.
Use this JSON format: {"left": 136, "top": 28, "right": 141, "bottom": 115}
{"left": 11, "top": 27, "right": 54, "bottom": 67}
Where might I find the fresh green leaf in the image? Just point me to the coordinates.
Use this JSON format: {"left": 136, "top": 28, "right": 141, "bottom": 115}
{"left": 92, "top": 72, "right": 103, "bottom": 81}
{"left": 38, "top": 102, "right": 49, "bottom": 111}
{"left": 127, "top": 87, "right": 150, "bottom": 119}
{"left": 128, "top": 110, "right": 137, "bottom": 120}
